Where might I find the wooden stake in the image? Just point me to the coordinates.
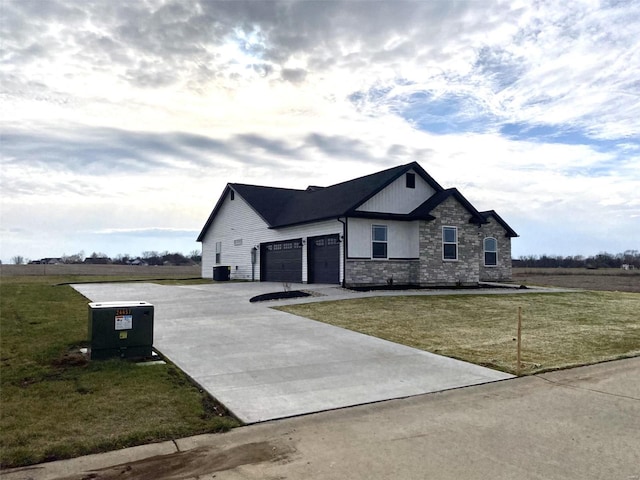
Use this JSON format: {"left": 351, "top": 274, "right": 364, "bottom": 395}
{"left": 517, "top": 306, "right": 522, "bottom": 376}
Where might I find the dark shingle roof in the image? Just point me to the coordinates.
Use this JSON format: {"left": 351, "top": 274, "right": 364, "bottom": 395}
{"left": 197, "top": 162, "right": 444, "bottom": 240}
{"left": 480, "top": 210, "right": 519, "bottom": 237}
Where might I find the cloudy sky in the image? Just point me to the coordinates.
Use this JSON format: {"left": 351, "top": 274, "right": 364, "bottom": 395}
{"left": 1, "top": 0, "right": 639, "bottom": 263}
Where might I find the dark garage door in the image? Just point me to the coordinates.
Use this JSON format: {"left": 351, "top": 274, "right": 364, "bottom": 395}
{"left": 308, "top": 234, "right": 340, "bottom": 284}
{"left": 260, "top": 239, "right": 302, "bottom": 283}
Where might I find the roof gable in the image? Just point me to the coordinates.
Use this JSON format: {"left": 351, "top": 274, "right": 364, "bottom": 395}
{"left": 355, "top": 167, "right": 440, "bottom": 214}
{"left": 196, "top": 185, "right": 232, "bottom": 242}
{"left": 410, "top": 188, "right": 487, "bottom": 224}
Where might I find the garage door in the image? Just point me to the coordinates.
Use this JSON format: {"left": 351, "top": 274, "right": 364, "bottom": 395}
{"left": 260, "top": 239, "right": 302, "bottom": 283}
{"left": 308, "top": 234, "right": 340, "bottom": 284}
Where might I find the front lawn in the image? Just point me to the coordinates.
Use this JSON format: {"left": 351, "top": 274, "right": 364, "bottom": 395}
{"left": 277, "top": 292, "right": 640, "bottom": 374}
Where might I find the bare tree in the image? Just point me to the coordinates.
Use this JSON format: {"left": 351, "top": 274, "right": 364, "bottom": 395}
{"left": 62, "top": 251, "right": 85, "bottom": 264}
{"left": 189, "top": 249, "right": 202, "bottom": 263}
{"left": 11, "top": 255, "right": 25, "bottom": 265}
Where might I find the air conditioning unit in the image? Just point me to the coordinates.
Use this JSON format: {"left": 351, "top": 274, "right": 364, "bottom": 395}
{"left": 88, "top": 301, "right": 154, "bottom": 360}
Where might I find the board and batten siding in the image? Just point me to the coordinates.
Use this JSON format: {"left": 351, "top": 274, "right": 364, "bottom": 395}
{"left": 201, "top": 190, "right": 344, "bottom": 282}
{"left": 347, "top": 218, "right": 419, "bottom": 259}
{"left": 356, "top": 169, "right": 437, "bottom": 214}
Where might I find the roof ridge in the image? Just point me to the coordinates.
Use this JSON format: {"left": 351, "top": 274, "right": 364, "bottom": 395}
{"left": 321, "top": 161, "right": 416, "bottom": 189}
{"left": 230, "top": 183, "right": 303, "bottom": 192}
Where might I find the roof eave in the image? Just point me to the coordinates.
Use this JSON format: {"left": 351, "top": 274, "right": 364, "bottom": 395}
{"left": 348, "top": 210, "right": 436, "bottom": 222}
{"left": 480, "top": 210, "right": 519, "bottom": 237}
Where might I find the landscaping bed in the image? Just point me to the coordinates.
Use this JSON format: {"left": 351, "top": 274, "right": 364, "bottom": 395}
{"left": 249, "top": 290, "right": 311, "bottom": 302}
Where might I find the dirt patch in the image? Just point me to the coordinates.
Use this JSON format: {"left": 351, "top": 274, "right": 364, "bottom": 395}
{"left": 55, "top": 441, "right": 294, "bottom": 480}
{"left": 52, "top": 351, "right": 90, "bottom": 368}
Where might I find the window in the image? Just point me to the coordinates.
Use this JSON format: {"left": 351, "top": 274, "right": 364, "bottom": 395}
{"left": 406, "top": 172, "right": 415, "bottom": 189}
{"left": 215, "top": 241, "right": 222, "bottom": 263}
{"left": 484, "top": 237, "right": 497, "bottom": 266}
{"left": 442, "top": 226, "right": 457, "bottom": 260}
{"left": 372, "top": 225, "right": 388, "bottom": 259}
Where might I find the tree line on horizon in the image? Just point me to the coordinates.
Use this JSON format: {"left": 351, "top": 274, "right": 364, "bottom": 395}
{"left": 515, "top": 250, "right": 639, "bottom": 269}
{"left": 8, "top": 250, "right": 639, "bottom": 269}
{"left": 9, "top": 250, "right": 202, "bottom": 266}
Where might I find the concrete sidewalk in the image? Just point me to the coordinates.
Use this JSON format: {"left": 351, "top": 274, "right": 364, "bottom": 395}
{"left": 70, "top": 282, "right": 514, "bottom": 423}
{"left": 3, "top": 357, "right": 638, "bottom": 480}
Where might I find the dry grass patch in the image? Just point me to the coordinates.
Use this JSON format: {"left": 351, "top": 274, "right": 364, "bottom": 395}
{"left": 277, "top": 292, "right": 640, "bottom": 374}
{"left": 513, "top": 268, "right": 640, "bottom": 293}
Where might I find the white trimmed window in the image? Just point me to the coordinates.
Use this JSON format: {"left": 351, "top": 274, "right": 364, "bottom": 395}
{"left": 484, "top": 237, "right": 497, "bottom": 266}
{"left": 442, "top": 226, "right": 458, "bottom": 261}
{"left": 372, "top": 225, "right": 388, "bottom": 259}
{"left": 215, "top": 241, "right": 222, "bottom": 264}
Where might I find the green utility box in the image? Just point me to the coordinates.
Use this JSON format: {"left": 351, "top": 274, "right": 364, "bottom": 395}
{"left": 88, "top": 301, "right": 154, "bottom": 360}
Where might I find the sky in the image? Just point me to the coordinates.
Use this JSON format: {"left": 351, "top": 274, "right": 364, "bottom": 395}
{"left": 1, "top": 0, "right": 639, "bottom": 264}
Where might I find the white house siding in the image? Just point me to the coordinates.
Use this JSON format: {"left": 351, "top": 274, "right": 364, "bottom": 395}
{"left": 201, "top": 191, "right": 344, "bottom": 282}
{"left": 356, "top": 169, "right": 437, "bottom": 214}
{"left": 479, "top": 216, "right": 513, "bottom": 281}
{"left": 201, "top": 191, "right": 269, "bottom": 281}
{"left": 347, "top": 218, "right": 419, "bottom": 259}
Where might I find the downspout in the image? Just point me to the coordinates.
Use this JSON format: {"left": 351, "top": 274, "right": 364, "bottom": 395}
{"left": 337, "top": 217, "right": 347, "bottom": 288}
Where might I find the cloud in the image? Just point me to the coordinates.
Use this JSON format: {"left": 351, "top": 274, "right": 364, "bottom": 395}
{"left": 281, "top": 68, "right": 307, "bottom": 83}
{"left": 5, "top": 0, "right": 638, "bottom": 143}
{"left": 0, "top": 125, "right": 239, "bottom": 175}
{"left": 1, "top": 0, "right": 639, "bottom": 262}
{"left": 304, "top": 133, "right": 377, "bottom": 162}
{"left": 91, "top": 227, "right": 199, "bottom": 238}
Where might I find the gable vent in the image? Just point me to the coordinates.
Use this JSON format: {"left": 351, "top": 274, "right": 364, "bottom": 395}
{"left": 406, "top": 173, "right": 416, "bottom": 188}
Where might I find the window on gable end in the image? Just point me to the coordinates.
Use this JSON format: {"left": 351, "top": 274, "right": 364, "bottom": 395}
{"left": 406, "top": 172, "right": 415, "bottom": 189}
{"left": 215, "top": 241, "right": 222, "bottom": 264}
{"left": 442, "top": 226, "right": 458, "bottom": 261}
{"left": 372, "top": 225, "right": 388, "bottom": 259}
{"left": 484, "top": 237, "right": 497, "bottom": 266}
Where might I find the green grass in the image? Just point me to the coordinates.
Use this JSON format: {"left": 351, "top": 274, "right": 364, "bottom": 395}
{"left": 0, "top": 275, "right": 239, "bottom": 468}
{"left": 277, "top": 292, "right": 640, "bottom": 375}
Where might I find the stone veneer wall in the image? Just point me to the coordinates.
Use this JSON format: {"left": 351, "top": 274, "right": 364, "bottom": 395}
{"left": 344, "top": 259, "right": 419, "bottom": 286}
{"left": 418, "top": 197, "right": 481, "bottom": 286}
{"left": 479, "top": 217, "right": 513, "bottom": 281}
{"left": 344, "top": 198, "right": 514, "bottom": 287}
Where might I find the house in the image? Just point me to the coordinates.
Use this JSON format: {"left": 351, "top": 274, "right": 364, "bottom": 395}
{"left": 197, "top": 162, "right": 518, "bottom": 287}
{"left": 39, "top": 257, "right": 64, "bottom": 265}
{"left": 83, "top": 256, "right": 111, "bottom": 265}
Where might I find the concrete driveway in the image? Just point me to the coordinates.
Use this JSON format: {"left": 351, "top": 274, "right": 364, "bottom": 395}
{"left": 72, "top": 282, "right": 513, "bottom": 423}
